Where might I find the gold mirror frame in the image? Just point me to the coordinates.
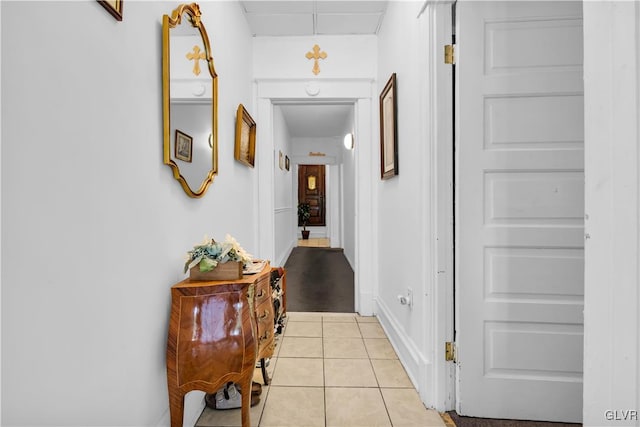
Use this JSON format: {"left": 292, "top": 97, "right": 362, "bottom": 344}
{"left": 162, "top": 3, "right": 218, "bottom": 198}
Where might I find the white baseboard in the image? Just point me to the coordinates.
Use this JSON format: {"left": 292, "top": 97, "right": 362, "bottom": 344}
{"left": 276, "top": 240, "right": 295, "bottom": 268}
{"left": 155, "top": 407, "right": 170, "bottom": 426}
{"left": 156, "top": 393, "right": 205, "bottom": 427}
{"left": 375, "top": 297, "right": 431, "bottom": 401}
{"left": 297, "top": 227, "right": 327, "bottom": 239}
{"left": 357, "top": 291, "right": 374, "bottom": 316}
{"left": 344, "top": 251, "right": 355, "bottom": 271}
{"left": 184, "top": 392, "right": 206, "bottom": 427}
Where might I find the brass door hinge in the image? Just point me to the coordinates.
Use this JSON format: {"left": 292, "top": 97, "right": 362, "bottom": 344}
{"left": 445, "top": 341, "right": 457, "bottom": 362}
{"left": 444, "top": 44, "right": 455, "bottom": 65}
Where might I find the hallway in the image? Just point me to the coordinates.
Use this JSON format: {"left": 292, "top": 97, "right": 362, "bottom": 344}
{"left": 3, "top": 2, "right": 640, "bottom": 426}
{"left": 284, "top": 246, "right": 355, "bottom": 313}
{"left": 196, "top": 312, "right": 445, "bottom": 427}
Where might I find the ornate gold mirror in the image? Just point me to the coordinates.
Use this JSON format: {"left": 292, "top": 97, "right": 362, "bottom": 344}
{"left": 162, "top": 3, "right": 218, "bottom": 198}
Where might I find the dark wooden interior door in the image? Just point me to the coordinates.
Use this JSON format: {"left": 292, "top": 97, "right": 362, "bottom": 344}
{"left": 298, "top": 165, "right": 326, "bottom": 226}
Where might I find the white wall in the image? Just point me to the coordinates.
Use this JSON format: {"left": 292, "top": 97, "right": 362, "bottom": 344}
{"left": 342, "top": 133, "right": 356, "bottom": 267}
{"left": 291, "top": 136, "right": 342, "bottom": 164}
{"left": 583, "top": 2, "right": 640, "bottom": 425}
{"left": 1, "top": 1, "right": 254, "bottom": 425}
{"left": 375, "top": 0, "right": 433, "bottom": 400}
{"left": 253, "top": 35, "right": 377, "bottom": 80}
{"left": 338, "top": 105, "right": 356, "bottom": 266}
{"left": 327, "top": 164, "right": 341, "bottom": 247}
{"left": 273, "top": 106, "right": 294, "bottom": 266}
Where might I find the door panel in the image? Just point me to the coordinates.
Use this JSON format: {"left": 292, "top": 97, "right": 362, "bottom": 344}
{"left": 457, "top": 1, "right": 584, "bottom": 422}
{"left": 298, "top": 165, "right": 326, "bottom": 226}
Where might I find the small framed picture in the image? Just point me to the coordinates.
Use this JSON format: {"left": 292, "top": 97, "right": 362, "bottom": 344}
{"left": 175, "top": 130, "right": 193, "bottom": 163}
{"left": 98, "top": 0, "right": 123, "bottom": 21}
{"left": 380, "top": 73, "right": 398, "bottom": 179}
{"left": 234, "top": 104, "right": 256, "bottom": 168}
{"left": 285, "top": 155, "right": 290, "bottom": 171}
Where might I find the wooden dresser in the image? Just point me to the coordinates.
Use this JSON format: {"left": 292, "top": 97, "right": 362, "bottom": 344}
{"left": 166, "top": 263, "right": 274, "bottom": 427}
{"left": 254, "top": 266, "right": 276, "bottom": 384}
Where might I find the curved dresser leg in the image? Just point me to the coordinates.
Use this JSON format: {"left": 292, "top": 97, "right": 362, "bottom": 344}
{"left": 168, "top": 389, "right": 184, "bottom": 427}
{"left": 240, "top": 377, "right": 252, "bottom": 427}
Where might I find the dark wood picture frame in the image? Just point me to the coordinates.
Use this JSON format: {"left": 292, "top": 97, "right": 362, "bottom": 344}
{"left": 98, "top": 0, "right": 123, "bottom": 21}
{"left": 379, "top": 73, "right": 398, "bottom": 179}
{"left": 285, "top": 155, "right": 290, "bottom": 171}
{"left": 234, "top": 104, "right": 256, "bottom": 168}
{"left": 175, "top": 130, "right": 193, "bottom": 163}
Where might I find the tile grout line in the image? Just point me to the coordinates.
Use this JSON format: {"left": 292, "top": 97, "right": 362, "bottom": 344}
{"left": 321, "top": 316, "right": 327, "bottom": 427}
{"left": 259, "top": 339, "right": 283, "bottom": 425}
{"left": 197, "top": 314, "right": 443, "bottom": 427}
{"left": 364, "top": 324, "right": 395, "bottom": 426}
{"left": 256, "top": 321, "right": 284, "bottom": 427}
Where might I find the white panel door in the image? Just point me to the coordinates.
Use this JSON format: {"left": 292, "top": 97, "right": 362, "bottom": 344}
{"left": 457, "top": 1, "right": 584, "bottom": 422}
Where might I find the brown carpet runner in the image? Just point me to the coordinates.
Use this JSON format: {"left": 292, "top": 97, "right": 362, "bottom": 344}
{"left": 284, "top": 247, "right": 354, "bottom": 312}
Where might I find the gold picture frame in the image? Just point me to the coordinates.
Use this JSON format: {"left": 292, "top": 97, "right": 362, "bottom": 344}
{"left": 98, "top": 0, "right": 123, "bottom": 21}
{"left": 380, "top": 73, "right": 398, "bottom": 180}
{"left": 234, "top": 104, "right": 256, "bottom": 168}
{"left": 175, "top": 130, "right": 193, "bottom": 163}
{"left": 162, "top": 3, "right": 218, "bottom": 198}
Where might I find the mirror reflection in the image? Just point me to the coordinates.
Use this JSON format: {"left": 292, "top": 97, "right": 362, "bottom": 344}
{"left": 163, "top": 3, "right": 218, "bottom": 198}
{"left": 170, "top": 103, "right": 213, "bottom": 188}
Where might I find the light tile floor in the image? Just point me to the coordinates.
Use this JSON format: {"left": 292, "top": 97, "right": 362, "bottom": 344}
{"left": 297, "top": 238, "right": 330, "bottom": 247}
{"left": 196, "top": 312, "right": 446, "bottom": 427}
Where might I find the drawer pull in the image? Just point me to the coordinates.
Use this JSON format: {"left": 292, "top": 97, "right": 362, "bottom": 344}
{"left": 259, "top": 332, "right": 270, "bottom": 342}
{"left": 256, "top": 289, "right": 265, "bottom": 298}
{"left": 259, "top": 310, "right": 270, "bottom": 320}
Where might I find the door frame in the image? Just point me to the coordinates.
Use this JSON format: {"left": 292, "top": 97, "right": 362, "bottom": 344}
{"left": 254, "top": 78, "right": 377, "bottom": 316}
{"left": 294, "top": 162, "right": 341, "bottom": 246}
{"left": 432, "top": 0, "right": 587, "bottom": 417}
{"left": 426, "top": 0, "right": 456, "bottom": 412}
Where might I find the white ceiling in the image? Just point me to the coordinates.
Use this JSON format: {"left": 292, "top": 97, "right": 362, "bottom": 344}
{"left": 240, "top": 1, "right": 386, "bottom": 139}
{"left": 239, "top": 1, "right": 388, "bottom": 37}
{"left": 278, "top": 103, "right": 354, "bottom": 138}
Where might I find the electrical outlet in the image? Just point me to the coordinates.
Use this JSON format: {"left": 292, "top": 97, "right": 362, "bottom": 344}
{"left": 407, "top": 288, "right": 413, "bottom": 308}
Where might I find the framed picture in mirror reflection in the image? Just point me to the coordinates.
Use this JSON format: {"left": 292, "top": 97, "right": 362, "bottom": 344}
{"left": 175, "top": 130, "right": 193, "bottom": 163}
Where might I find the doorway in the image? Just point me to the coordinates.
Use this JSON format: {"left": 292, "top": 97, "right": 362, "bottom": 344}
{"left": 298, "top": 165, "right": 326, "bottom": 227}
{"left": 453, "top": 1, "right": 585, "bottom": 423}
{"left": 255, "top": 79, "right": 377, "bottom": 316}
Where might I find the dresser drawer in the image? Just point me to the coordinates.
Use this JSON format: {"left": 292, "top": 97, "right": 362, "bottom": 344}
{"left": 254, "top": 275, "right": 271, "bottom": 306}
{"left": 256, "top": 299, "right": 274, "bottom": 342}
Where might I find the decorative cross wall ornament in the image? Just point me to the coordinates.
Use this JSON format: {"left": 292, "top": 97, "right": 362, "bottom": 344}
{"left": 186, "top": 45, "right": 206, "bottom": 76}
{"left": 305, "top": 44, "right": 327, "bottom": 75}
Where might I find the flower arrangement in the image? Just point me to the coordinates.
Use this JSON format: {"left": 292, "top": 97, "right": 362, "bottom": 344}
{"left": 184, "top": 234, "right": 253, "bottom": 273}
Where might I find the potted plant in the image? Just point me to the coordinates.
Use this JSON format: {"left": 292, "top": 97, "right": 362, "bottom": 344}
{"left": 184, "top": 234, "right": 253, "bottom": 280}
{"left": 297, "top": 202, "right": 311, "bottom": 239}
